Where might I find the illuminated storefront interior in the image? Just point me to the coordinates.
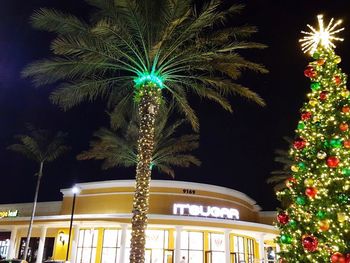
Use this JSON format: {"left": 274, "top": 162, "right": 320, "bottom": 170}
{"left": 0, "top": 180, "right": 278, "bottom": 263}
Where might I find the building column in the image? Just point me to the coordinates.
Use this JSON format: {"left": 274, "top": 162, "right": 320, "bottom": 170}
{"left": 174, "top": 226, "right": 183, "bottom": 263}
{"left": 70, "top": 225, "right": 80, "bottom": 263}
{"left": 224, "top": 230, "right": 231, "bottom": 263}
{"left": 36, "top": 226, "right": 47, "bottom": 263}
{"left": 258, "top": 234, "right": 265, "bottom": 263}
{"left": 118, "top": 224, "right": 128, "bottom": 263}
{"left": 7, "top": 227, "right": 18, "bottom": 259}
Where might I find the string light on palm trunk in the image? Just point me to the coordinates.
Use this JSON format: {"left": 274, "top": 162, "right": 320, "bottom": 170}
{"left": 130, "top": 83, "right": 161, "bottom": 263}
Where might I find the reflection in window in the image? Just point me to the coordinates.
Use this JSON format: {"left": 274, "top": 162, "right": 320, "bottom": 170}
{"left": 0, "top": 240, "right": 9, "bottom": 259}
{"left": 180, "top": 231, "right": 203, "bottom": 263}
{"left": 209, "top": 233, "right": 225, "bottom": 262}
{"left": 145, "top": 230, "right": 169, "bottom": 263}
{"left": 247, "top": 238, "right": 255, "bottom": 263}
{"left": 76, "top": 229, "right": 98, "bottom": 263}
{"left": 266, "top": 246, "right": 276, "bottom": 262}
{"left": 233, "top": 236, "right": 245, "bottom": 262}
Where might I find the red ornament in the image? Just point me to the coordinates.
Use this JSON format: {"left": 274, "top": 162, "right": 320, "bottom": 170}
{"left": 294, "top": 138, "right": 307, "bottom": 150}
{"left": 344, "top": 140, "right": 350, "bottom": 149}
{"left": 304, "top": 66, "right": 317, "bottom": 78}
{"left": 340, "top": 123, "right": 349, "bottom": 131}
{"left": 327, "top": 156, "right": 340, "bottom": 168}
{"left": 301, "top": 111, "right": 312, "bottom": 121}
{"left": 302, "top": 235, "right": 318, "bottom": 252}
{"left": 342, "top": 106, "right": 350, "bottom": 113}
{"left": 286, "top": 177, "right": 297, "bottom": 188}
{"left": 334, "top": 76, "right": 342, "bottom": 85}
{"left": 320, "top": 91, "right": 328, "bottom": 100}
{"left": 305, "top": 187, "right": 318, "bottom": 198}
{"left": 345, "top": 253, "right": 350, "bottom": 263}
{"left": 277, "top": 212, "right": 290, "bottom": 225}
{"left": 331, "top": 252, "right": 345, "bottom": 263}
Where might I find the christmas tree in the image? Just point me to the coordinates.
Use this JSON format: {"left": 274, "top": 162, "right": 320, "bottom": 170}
{"left": 276, "top": 15, "right": 350, "bottom": 263}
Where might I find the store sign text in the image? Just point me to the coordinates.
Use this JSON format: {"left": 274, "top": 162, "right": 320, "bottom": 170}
{"left": 173, "top": 203, "right": 239, "bottom": 220}
{"left": 0, "top": 210, "right": 18, "bottom": 218}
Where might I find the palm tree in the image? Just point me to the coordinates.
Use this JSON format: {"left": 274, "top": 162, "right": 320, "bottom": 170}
{"left": 23, "top": 1, "right": 267, "bottom": 261}
{"left": 77, "top": 106, "right": 200, "bottom": 177}
{"left": 7, "top": 125, "right": 69, "bottom": 261}
{"left": 267, "top": 137, "right": 293, "bottom": 192}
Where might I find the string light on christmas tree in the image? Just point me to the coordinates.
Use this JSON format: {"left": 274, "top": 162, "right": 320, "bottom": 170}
{"left": 300, "top": 14, "right": 344, "bottom": 54}
{"left": 276, "top": 15, "right": 350, "bottom": 263}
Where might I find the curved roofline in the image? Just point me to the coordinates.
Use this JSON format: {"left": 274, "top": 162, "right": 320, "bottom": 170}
{"left": 61, "top": 179, "right": 262, "bottom": 211}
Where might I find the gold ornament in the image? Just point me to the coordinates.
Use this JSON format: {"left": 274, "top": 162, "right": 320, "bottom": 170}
{"left": 337, "top": 212, "right": 347, "bottom": 222}
{"left": 309, "top": 99, "right": 318, "bottom": 106}
{"left": 341, "top": 90, "right": 350, "bottom": 97}
{"left": 304, "top": 178, "right": 314, "bottom": 186}
{"left": 319, "top": 220, "right": 330, "bottom": 231}
{"left": 335, "top": 55, "right": 342, "bottom": 64}
{"left": 291, "top": 165, "right": 299, "bottom": 172}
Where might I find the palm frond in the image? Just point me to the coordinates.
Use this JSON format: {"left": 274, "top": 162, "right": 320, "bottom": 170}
{"left": 24, "top": 0, "right": 266, "bottom": 130}
{"left": 8, "top": 126, "right": 69, "bottom": 164}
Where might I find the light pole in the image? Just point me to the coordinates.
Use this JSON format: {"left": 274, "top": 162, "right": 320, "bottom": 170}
{"left": 66, "top": 185, "right": 80, "bottom": 262}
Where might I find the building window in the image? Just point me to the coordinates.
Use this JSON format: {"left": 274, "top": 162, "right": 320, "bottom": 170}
{"left": 145, "top": 230, "right": 169, "bottom": 263}
{"left": 76, "top": 229, "right": 98, "bottom": 263}
{"left": 0, "top": 239, "right": 9, "bottom": 259}
{"left": 247, "top": 238, "right": 255, "bottom": 263}
{"left": 209, "top": 233, "right": 225, "bottom": 262}
{"left": 233, "top": 236, "right": 245, "bottom": 262}
{"left": 180, "top": 231, "right": 203, "bottom": 263}
{"left": 101, "top": 229, "right": 121, "bottom": 263}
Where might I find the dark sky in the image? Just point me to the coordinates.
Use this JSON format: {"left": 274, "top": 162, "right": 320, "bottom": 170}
{"left": 1, "top": 0, "right": 350, "bottom": 211}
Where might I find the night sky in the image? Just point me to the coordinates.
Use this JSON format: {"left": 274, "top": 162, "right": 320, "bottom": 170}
{"left": 1, "top": 0, "right": 350, "bottom": 211}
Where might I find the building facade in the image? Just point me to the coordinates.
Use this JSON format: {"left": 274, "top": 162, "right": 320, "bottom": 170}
{"left": 0, "top": 180, "right": 278, "bottom": 263}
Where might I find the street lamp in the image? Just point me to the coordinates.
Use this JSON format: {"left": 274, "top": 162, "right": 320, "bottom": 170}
{"left": 66, "top": 185, "right": 80, "bottom": 261}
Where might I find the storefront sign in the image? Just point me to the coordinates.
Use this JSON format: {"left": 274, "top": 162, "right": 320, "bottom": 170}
{"left": 0, "top": 210, "right": 18, "bottom": 218}
{"left": 173, "top": 203, "right": 239, "bottom": 220}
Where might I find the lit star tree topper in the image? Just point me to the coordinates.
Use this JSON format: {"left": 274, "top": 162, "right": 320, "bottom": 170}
{"left": 276, "top": 15, "right": 350, "bottom": 263}
{"left": 299, "top": 14, "right": 344, "bottom": 54}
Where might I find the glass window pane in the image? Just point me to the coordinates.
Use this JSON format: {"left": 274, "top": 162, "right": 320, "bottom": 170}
{"left": 92, "top": 230, "right": 98, "bottom": 247}
{"left": 82, "top": 247, "right": 92, "bottom": 262}
{"left": 78, "top": 231, "right": 84, "bottom": 247}
{"left": 212, "top": 252, "right": 225, "bottom": 262}
{"left": 189, "top": 250, "right": 203, "bottom": 263}
{"left": 83, "top": 231, "right": 92, "bottom": 247}
{"left": 104, "top": 230, "right": 118, "bottom": 247}
{"left": 210, "top": 234, "right": 224, "bottom": 251}
{"left": 102, "top": 248, "right": 116, "bottom": 263}
{"left": 180, "top": 232, "right": 188, "bottom": 249}
{"left": 151, "top": 249, "right": 163, "bottom": 263}
{"left": 76, "top": 248, "right": 82, "bottom": 263}
{"left": 189, "top": 232, "right": 203, "bottom": 250}
{"left": 91, "top": 248, "right": 97, "bottom": 263}
{"left": 146, "top": 230, "right": 164, "bottom": 249}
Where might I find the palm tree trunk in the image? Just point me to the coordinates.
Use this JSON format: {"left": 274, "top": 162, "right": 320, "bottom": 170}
{"left": 23, "top": 161, "right": 44, "bottom": 261}
{"left": 129, "top": 85, "right": 161, "bottom": 263}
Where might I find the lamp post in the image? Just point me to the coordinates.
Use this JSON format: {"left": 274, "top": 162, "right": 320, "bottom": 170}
{"left": 66, "top": 185, "right": 80, "bottom": 262}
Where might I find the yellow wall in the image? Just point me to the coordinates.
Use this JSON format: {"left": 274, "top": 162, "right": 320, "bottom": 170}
{"left": 60, "top": 189, "right": 258, "bottom": 222}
